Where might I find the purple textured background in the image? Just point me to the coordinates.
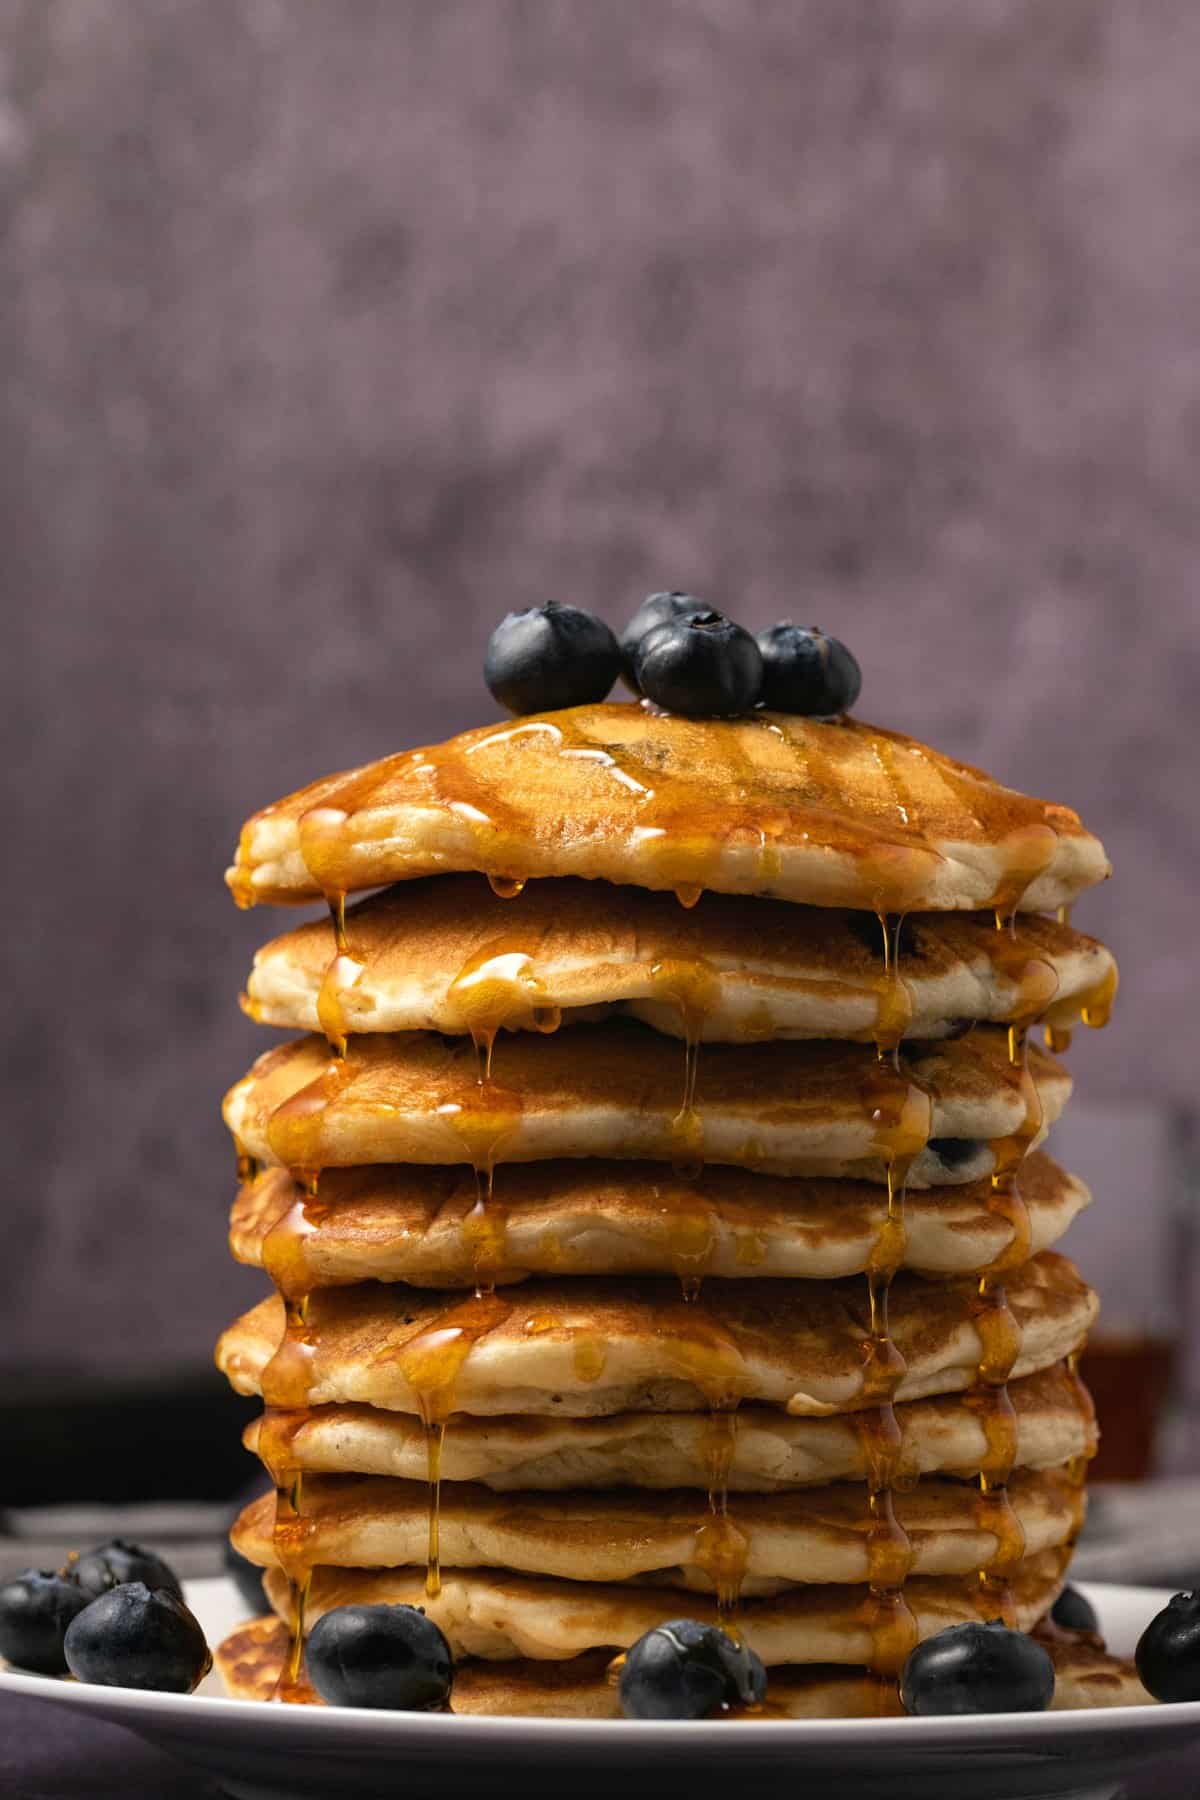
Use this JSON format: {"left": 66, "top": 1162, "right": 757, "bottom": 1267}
{"left": 3, "top": 2, "right": 1198, "bottom": 1390}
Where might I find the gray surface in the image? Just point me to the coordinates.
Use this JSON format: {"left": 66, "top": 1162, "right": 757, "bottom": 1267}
{"left": 4, "top": 1, "right": 1199, "bottom": 1382}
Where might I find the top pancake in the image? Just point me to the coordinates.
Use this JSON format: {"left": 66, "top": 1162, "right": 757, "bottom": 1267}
{"left": 242, "top": 875, "right": 1117, "bottom": 1046}
{"left": 226, "top": 705, "right": 1109, "bottom": 915}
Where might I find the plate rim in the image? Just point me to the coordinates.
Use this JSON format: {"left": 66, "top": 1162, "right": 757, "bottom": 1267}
{"left": 3, "top": 1576, "right": 1200, "bottom": 1750}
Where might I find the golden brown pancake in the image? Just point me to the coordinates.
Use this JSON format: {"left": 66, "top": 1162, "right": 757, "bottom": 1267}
{"left": 225, "top": 705, "right": 1109, "bottom": 914}
{"left": 260, "top": 1552, "right": 1069, "bottom": 1664}
{"left": 241, "top": 876, "right": 1116, "bottom": 1046}
{"left": 216, "top": 1253, "right": 1096, "bottom": 1418}
{"left": 223, "top": 1020, "right": 1071, "bottom": 1186}
{"left": 214, "top": 1616, "right": 1151, "bottom": 1712}
{"left": 242, "top": 1364, "right": 1096, "bottom": 1491}
{"left": 232, "top": 1465, "right": 1085, "bottom": 1590}
{"left": 230, "top": 1154, "right": 1089, "bottom": 1291}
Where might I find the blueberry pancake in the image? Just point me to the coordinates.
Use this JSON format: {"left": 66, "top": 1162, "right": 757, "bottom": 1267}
{"left": 241, "top": 874, "right": 1115, "bottom": 1046}
{"left": 223, "top": 1020, "right": 1072, "bottom": 1186}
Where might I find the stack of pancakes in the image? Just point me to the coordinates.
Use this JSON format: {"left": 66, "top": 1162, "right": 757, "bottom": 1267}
{"left": 214, "top": 704, "right": 1142, "bottom": 1714}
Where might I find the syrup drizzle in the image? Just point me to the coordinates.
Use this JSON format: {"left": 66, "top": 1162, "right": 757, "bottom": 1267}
{"left": 966, "top": 909, "right": 1049, "bottom": 1624}
{"left": 382, "top": 1289, "right": 515, "bottom": 1597}
{"left": 854, "top": 915, "right": 932, "bottom": 1702}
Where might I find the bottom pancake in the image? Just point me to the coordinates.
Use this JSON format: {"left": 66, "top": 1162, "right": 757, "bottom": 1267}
{"left": 216, "top": 1615, "right": 1151, "bottom": 1714}
{"left": 262, "top": 1553, "right": 1069, "bottom": 1666}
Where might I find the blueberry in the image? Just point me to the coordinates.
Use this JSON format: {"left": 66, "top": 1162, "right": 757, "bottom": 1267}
{"left": 63, "top": 1582, "right": 210, "bottom": 1693}
{"left": 927, "top": 1137, "right": 984, "bottom": 1171}
{"left": 618, "top": 1618, "right": 767, "bottom": 1720}
{"left": 901, "top": 1620, "right": 1055, "bottom": 1716}
{"left": 484, "top": 603, "right": 622, "bottom": 714}
{"left": 1135, "top": 1591, "right": 1200, "bottom": 1702}
{"left": 0, "top": 1569, "right": 91, "bottom": 1675}
{"left": 633, "top": 611, "right": 763, "bottom": 718}
{"left": 619, "top": 592, "right": 706, "bottom": 693}
{"left": 71, "top": 1538, "right": 183, "bottom": 1601}
{"left": 757, "top": 623, "right": 862, "bottom": 716}
{"left": 1051, "top": 1585, "right": 1100, "bottom": 1636}
{"left": 306, "top": 1603, "right": 453, "bottom": 1710}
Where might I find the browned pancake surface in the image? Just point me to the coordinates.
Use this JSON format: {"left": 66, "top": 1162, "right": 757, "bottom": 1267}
{"left": 226, "top": 705, "right": 1108, "bottom": 914}
{"left": 242, "top": 874, "right": 1116, "bottom": 1044}
{"left": 216, "top": 1252, "right": 1096, "bottom": 1418}
{"left": 214, "top": 1615, "right": 1150, "bottom": 1713}
{"left": 223, "top": 1019, "right": 1071, "bottom": 1183}
{"left": 231, "top": 1463, "right": 1085, "bottom": 1589}
{"left": 230, "top": 1153, "right": 1089, "bottom": 1291}
{"left": 242, "top": 1363, "right": 1096, "bottom": 1490}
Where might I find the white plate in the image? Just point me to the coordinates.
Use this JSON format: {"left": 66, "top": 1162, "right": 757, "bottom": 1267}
{"left": 2, "top": 1578, "right": 1198, "bottom": 1800}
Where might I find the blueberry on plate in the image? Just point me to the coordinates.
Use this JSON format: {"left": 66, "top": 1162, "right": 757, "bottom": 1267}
{"left": 1135, "top": 1591, "right": 1200, "bottom": 1702}
{"left": 0, "top": 1569, "right": 91, "bottom": 1676}
{"left": 901, "top": 1620, "right": 1055, "bottom": 1716}
{"left": 484, "top": 602, "right": 622, "bottom": 715}
{"left": 71, "top": 1537, "right": 183, "bottom": 1601}
{"left": 306, "top": 1603, "right": 453, "bottom": 1710}
{"left": 757, "top": 623, "right": 862, "bottom": 717}
{"left": 63, "top": 1582, "right": 210, "bottom": 1693}
{"left": 619, "top": 592, "right": 706, "bottom": 693}
{"left": 618, "top": 1618, "right": 767, "bottom": 1720}
{"left": 1051, "top": 1585, "right": 1100, "bottom": 1637}
{"left": 633, "top": 611, "right": 763, "bottom": 718}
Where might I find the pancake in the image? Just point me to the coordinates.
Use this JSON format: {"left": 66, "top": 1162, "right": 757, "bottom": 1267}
{"left": 225, "top": 705, "right": 1109, "bottom": 915}
{"left": 241, "top": 875, "right": 1117, "bottom": 1046}
{"left": 243, "top": 1365, "right": 1096, "bottom": 1490}
{"left": 260, "top": 1552, "right": 1069, "bottom": 1665}
{"left": 216, "top": 1253, "right": 1096, "bottom": 1418}
{"left": 214, "top": 1616, "right": 1152, "bottom": 1712}
{"left": 230, "top": 1154, "right": 1089, "bottom": 1292}
{"left": 223, "top": 1020, "right": 1071, "bottom": 1186}
{"left": 232, "top": 1465, "right": 1085, "bottom": 1590}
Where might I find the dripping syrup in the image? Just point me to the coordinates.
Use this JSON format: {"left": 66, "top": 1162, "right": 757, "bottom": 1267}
{"left": 853, "top": 917, "right": 930, "bottom": 1696}
{"left": 383, "top": 1289, "right": 514, "bottom": 1602}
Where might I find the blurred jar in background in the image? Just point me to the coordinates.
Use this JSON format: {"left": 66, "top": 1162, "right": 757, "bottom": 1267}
{"left": 1043, "top": 1087, "right": 1194, "bottom": 1483}
{"left": 1047, "top": 1097, "right": 1192, "bottom": 1482}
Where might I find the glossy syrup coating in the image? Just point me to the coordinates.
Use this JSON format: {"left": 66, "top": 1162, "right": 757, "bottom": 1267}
{"left": 226, "top": 705, "right": 1111, "bottom": 915}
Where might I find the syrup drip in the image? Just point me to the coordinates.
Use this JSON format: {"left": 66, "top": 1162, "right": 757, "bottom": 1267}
{"left": 234, "top": 1136, "right": 260, "bottom": 1185}
{"left": 1043, "top": 946, "right": 1117, "bottom": 1052}
{"left": 259, "top": 1299, "right": 316, "bottom": 1698}
{"left": 694, "top": 1409, "right": 748, "bottom": 1619}
{"left": 487, "top": 874, "right": 526, "bottom": 899}
{"left": 443, "top": 941, "right": 559, "bottom": 1081}
{"left": 966, "top": 915, "right": 1047, "bottom": 1622}
{"left": 651, "top": 956, "right": 720, "bottom": 1191}
{"left": 385, "top": 1289, "right": 515, "bottom": 1601}
{"left": 435, "top": 1087, "right": 522, "bottom": 1291}
{"left": 872, "top": 914, "right": 913, "bottom": 1054}
{"left": 854, "top": 920, "right": 931, "bottom": 1695}
{"left": 316, "top": 953, "right": 366, "bottom": 1058}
